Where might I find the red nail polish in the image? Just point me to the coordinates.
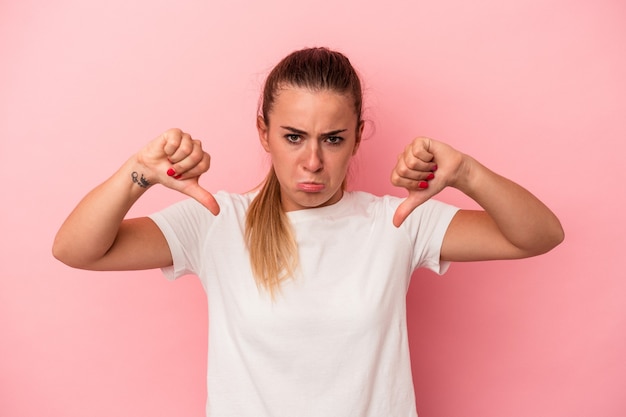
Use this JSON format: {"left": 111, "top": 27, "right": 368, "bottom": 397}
{"left": 432, "top": 164, "right": 438, "bottom": 171}
{"left": 426, "top": 172, "right": 435, "bottom": 180}
{"left": 167, "top": 168, "right": 176, "bottom": 177}
{"left": 174, "top": 174, "right": 183, "bottom": 179}
{"left": 418, "top": 181, "right": 429, "bottom": 189}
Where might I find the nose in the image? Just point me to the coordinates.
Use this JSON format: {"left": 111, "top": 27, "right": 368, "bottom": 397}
{"left": 303, "top": 141, "right": 323, "bottom": 172}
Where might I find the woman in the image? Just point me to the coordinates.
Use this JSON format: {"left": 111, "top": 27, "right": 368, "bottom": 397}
{"left": 53, "top": 47, "right": 564, "bottom": 417}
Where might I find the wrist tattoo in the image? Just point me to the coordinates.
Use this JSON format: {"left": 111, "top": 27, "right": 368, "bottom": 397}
{"left": 131, "top": 171, "right": 151, "bottom": 188}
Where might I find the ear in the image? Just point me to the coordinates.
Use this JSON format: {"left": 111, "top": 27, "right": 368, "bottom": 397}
{"left": 352, "top": 120, "right": 365, "bottom": 155}
{"left": 257, "top": 116, "right": 270, "bottom": 152}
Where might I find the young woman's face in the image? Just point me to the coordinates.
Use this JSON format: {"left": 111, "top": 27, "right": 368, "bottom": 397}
{"left": 258, "top": 86, "right": 363, "bottom": 212}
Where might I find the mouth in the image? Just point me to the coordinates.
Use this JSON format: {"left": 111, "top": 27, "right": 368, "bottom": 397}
{"left": 296, "top": 182, "right": 326, "bottom": 192}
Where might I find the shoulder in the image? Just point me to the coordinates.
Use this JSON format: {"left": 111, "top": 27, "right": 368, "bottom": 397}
{"left": 345, "top": 190, "right": 448, "bottom": 214}
{"left": 345, "top": 191, "right": 459, "bottom": 230}
{"left": 213, "top": 191, "right": 256, "bottom": 213}
{"left": 344, "top": 190, "right": 397, "bottom": 209}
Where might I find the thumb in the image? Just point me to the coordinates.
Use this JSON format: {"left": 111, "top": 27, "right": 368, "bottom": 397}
{"left": 182, "top": 182, "right": 221, "bottom": 215}
{"left": 392, "top": 191, "right": 433, "bottom": 227}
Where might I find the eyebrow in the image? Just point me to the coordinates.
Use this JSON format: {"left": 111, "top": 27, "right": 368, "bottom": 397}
{"left": 280, "top": 126, "right": 348, "bottom": 136}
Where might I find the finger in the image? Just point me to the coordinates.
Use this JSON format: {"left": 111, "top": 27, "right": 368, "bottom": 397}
{"left": 166, "top": 132, "right": 195, "bottom": 163}
{"left": 393, "top": 142, "right": 437, "bottom": 180}
{"left": 182, "top": 182, "right": 221, "bottom": 215}
{"left": 167, "top": 143, "right": 210, "bottom": 178}
{"left": 393, "top": 191, "right": 435, "bottom": 228}
{"left": 162, "top": 129, "right": 184, "bottom": 157}
{"left": 395, "top": 159, "right": 433, "bottom": 178}
{"left": 409, "top": 137, "right": 435, "bottom": 163}
{"left": 392, "top": 162, "right": 436, "bottom": 184}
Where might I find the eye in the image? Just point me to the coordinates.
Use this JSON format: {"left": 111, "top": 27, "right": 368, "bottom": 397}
{"left": 285, "top": 134, "right": 302, "bottom": 144}
{"left": 325, "top": 136, "right": 344, "bottom": 145}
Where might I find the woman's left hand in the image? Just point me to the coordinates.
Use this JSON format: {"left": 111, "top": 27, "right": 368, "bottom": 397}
{"left": 392, "top": 136, "right": 564, "bottom": 259}
{"left": 391, "top": 137, "right": 466, "bottom": 227}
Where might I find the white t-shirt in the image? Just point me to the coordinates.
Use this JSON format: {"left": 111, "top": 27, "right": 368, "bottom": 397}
{"left": 149, "top": 190, "right": 459, "bottom": 417}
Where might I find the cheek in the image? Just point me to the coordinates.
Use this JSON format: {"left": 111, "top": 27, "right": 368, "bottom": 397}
{"left": 339, "top": 151, "right": 355, "bottom": 168}
{"left": 269, "top": 147, "right": 293, "bottom": 170}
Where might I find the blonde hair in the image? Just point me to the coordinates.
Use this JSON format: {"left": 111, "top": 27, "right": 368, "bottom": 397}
{"left": 245, "top": 47, "right": 363, "bottom": 296}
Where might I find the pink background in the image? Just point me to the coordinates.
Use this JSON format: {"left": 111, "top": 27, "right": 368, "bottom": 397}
{"left": 1, "top": 0, "right": 625, "bottom": 416}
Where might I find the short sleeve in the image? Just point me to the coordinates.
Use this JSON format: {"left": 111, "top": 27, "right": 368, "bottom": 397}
{"left": 148, "top": 198, "right": 209, "bottom": 280}
{"left": 397, "top": 198, "right": 460, "bottom": 275}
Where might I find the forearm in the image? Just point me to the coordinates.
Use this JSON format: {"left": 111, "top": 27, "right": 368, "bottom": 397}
{"left": 455, "top": 155, "right": 564, "bottom": 255}
{"left": 52, "top": 156, "right": 151, "bottom": 267}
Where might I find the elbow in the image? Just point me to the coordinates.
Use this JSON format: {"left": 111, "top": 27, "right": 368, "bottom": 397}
{"left": 546, "top": 216, "right": 565, "bottom": 251}
{"left": 548, "top": 222, "right": 565, "bottom": 252}
{"left": 52, "top": 238, "right": 75, "bottom": 268}
{"left": 554, "top": 223, "right": 565, "bottom": 247}
{"left": 52, "top": 235, "right": 66, "bottom": 263}
{"left": 511, "top": 218, "right": 564, "bottom": 259}
{"left": 52, "top": 235, "right": 89, "bottom": 269}
{"left": 529, "top": 220, "right": 565, "bottom": 257}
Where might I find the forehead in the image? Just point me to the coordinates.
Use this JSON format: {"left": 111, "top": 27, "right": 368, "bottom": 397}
{"left": 269, "top": 87, "right": 357, "bottom": 124}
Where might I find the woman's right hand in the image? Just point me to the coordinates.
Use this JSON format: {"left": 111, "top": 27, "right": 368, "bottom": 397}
{"left": 53, "top": 128, "right": 219, "bottom": 270}
{"left": 138, "top": 128, "right": 220, "bottom": 215}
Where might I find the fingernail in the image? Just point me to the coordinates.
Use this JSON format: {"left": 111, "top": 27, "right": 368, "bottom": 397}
{"left": 174, "top": 174, "right": 183, "bottom": 179}
{"left": 426, "top": 172, "right": 435, "bottom": 180}
{"left": 167, "top": 168, "right": 176, "bottom": 177}
{"left": 432, "top": 164, "right": 438, "bottom": 171}
{"left": 418, "top": 181, "right": 429, "bottom": 189}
